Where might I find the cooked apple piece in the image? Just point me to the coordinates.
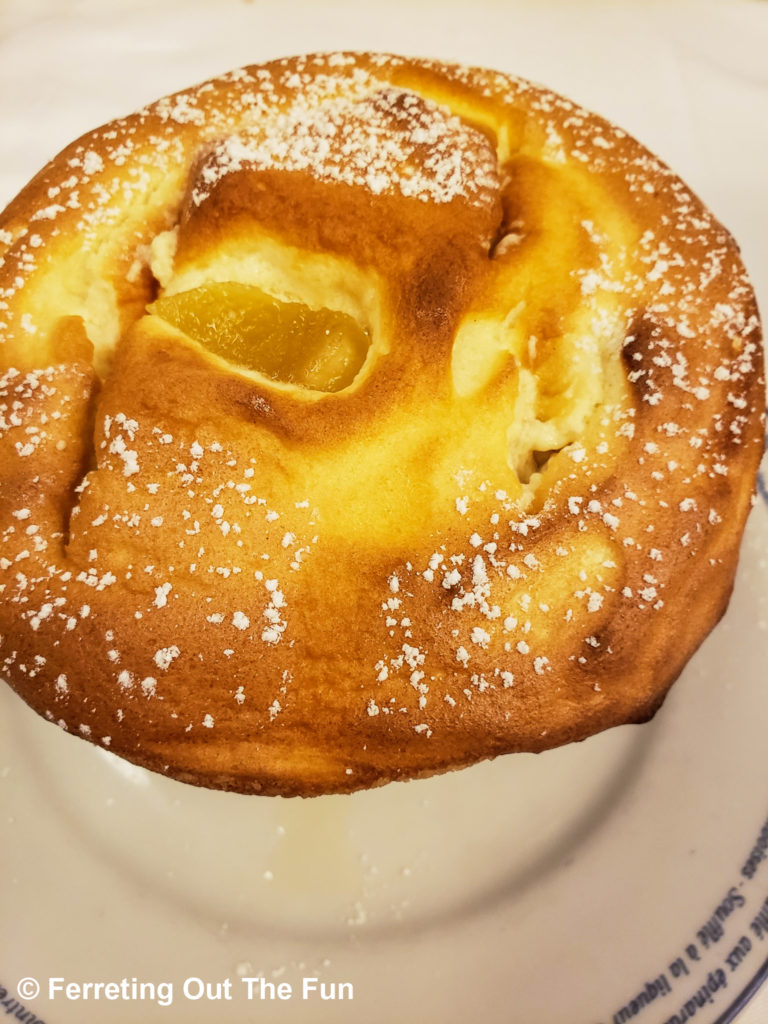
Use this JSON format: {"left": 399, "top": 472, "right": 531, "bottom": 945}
{"left": 151, "top": 282, "right": 369, "bottom": 392}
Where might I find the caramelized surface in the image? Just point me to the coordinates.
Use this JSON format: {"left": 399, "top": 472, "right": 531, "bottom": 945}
{"left": 0, "top": 52, "right": 763, "bottom": 797}
{"left": 151, "top": 282, "right": 369, "bottom": 392}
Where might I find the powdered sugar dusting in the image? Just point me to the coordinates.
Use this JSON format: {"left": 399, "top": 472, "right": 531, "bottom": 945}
{"left": 191, "top": 86, "right": 499, "bottom": 209}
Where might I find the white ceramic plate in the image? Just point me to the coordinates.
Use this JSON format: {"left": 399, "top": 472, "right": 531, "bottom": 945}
{"left": 1, "top": 3, "right": 767, "bottom": 1022}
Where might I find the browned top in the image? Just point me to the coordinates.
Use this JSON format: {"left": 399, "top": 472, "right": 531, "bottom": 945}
{"left": 0, "top": 52, "right": 764, "bottom": 795}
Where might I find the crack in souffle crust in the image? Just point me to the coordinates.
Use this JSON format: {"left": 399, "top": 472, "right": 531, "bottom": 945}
{"left": 0, "top": 52, "right": 764, "bottom": 795}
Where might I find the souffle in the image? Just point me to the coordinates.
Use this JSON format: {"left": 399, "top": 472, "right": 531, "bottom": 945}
{"left": 0, "top": 53, "right": 763, "bottom": 794}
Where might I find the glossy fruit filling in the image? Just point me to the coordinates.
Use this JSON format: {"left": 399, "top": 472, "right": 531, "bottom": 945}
{"left": 151, "top": 282, "right": 369, "bottom": 392}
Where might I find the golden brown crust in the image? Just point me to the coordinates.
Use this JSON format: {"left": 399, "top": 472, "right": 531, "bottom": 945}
{"left": 0, "top": 52, "right": 764, "bottom": 795}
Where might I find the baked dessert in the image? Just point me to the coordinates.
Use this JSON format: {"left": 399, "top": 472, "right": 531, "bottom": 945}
{"left": 0, "top": 53, "right": 763, "bottom": 796}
